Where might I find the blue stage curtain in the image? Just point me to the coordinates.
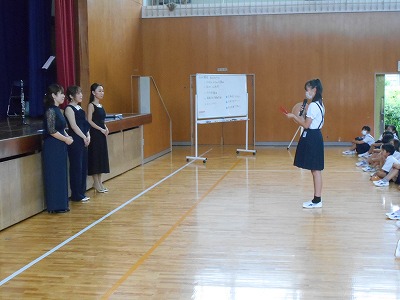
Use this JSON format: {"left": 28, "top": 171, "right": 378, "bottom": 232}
{"left": 0, "top": 0, "right": 29, "bottom": 120}
{"left": 0, "top": 2, "right": 7, "bottom": 119}
{"left": 28, "top": 0, "right": 53, "bottom": 118}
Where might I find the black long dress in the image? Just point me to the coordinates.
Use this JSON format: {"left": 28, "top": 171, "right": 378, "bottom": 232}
{"left": 88, "top": 103, "right": 110, "bottom": 175}
{"left": 42, "top": 105, "right": 69, "bottom": 212}
{"left": 66, "top": 105, "right": 90, "bottom": 201}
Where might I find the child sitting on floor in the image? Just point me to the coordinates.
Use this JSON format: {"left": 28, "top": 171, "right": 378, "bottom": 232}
{"left": 343, "top": 125, "right": 375, "bottom": 155}
{"left": 362, "top": 129, "right": 396, "bottom": 158}
{"left": 372, "top": 143, "right": 399, "bottom": 186}
{"left": 378, "top": 125, "right": 398, "bottom": 141}
{"left": 356, "top": 132, "right": 395, "bottom": 169}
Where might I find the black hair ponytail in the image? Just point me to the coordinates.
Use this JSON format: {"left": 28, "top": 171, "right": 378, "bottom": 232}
{"left": 305, "top": 78, "right": 323, "bottom": 104}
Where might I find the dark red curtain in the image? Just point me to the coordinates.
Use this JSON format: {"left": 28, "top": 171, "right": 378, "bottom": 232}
{"left": 55, "top": 0, "right": 75, "bottom": 109}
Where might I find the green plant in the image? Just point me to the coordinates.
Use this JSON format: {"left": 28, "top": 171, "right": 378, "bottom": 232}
{"left": 384, "top": 89, "right": 400, "bottom": 131}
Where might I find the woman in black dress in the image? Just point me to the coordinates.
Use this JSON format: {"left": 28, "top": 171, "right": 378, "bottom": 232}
{"left": 87, "top": 83, "right": 110, "bottom": 193}
{"left": 64, "top": 85, "right": 91, "bottom": 202}
{"left": 42, "top": 84, "right": 74, "bottom": 213}
{"left": 286, "top": 79, "right": 325, "bottom": 209}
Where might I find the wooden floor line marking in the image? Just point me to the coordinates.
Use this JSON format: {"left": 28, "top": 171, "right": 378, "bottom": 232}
{"left": 101, "top": 159, "right": 241, "bottom": 299}
{"left": 0, "top": 148, "right": 213, "bottom": 287}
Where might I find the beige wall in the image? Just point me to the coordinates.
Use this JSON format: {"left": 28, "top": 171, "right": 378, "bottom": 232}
{"left": 87, "top": 0, "right": 143, "bottom": 114}
{"left": 80, "top": 3, "right": 400, "bottom": 145}
{"left": 81, "top": 0, "right": 170, "bottom": 159}
{"left": 142, "top": 12, "right": 400, "bottom": 144}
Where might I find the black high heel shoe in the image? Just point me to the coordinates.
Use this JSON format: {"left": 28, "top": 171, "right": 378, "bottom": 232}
{"left": 48, "top": 208, "right": 70, "bottom": 214}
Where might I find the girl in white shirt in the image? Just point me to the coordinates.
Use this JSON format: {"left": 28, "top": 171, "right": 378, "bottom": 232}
{"left": 286, "top": 78, "right": 325, "bottom": 209}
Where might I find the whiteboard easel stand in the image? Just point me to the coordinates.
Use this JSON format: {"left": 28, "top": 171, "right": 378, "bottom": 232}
{"left": 186, "top": 76, "right": 207, "bottom": 163}
{"left": 186, "top": 109, "right": 208, "bottom": 163}
{"left": 287, "top": 126, "right": 304, "bottom": 150}
{"left": 187, "top": 74, "right": 256, "bottom": 162}
{"left": 236, "top": 117, "right": 256, "bottom": 155}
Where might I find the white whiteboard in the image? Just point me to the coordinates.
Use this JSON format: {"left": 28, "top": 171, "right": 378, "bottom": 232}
{"left": 196, "top": 74, "right": 248, "bottom": 120}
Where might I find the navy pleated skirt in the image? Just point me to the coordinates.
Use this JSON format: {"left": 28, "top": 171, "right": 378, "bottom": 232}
{"left": 294, "top": 128, "right": 324, "bottom": 171}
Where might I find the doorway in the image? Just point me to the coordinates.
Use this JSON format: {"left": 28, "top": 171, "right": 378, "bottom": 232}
{"left": 374, "top": 73, "right": 400, "bottom": 138}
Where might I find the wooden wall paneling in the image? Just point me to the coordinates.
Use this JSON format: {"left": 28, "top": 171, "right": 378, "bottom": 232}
{"left": 82, "top": 5, "right": 400, "bottom": 145}
{"left": 143, "top": 82, "right": 171, "bottom": 158}
{"left": 124, "top": 128, "right": 142, "bottom": 168}
{"left": 76, "top": 0, "right": 90, "bottom": 110}
{"left": 18, "top": 154, "right": 45, "bottom": 219}
{"left": 9, "top": 159, "right": 24, "bottom": 224}
{"left": 123, "top": 130, "right": 135, "bottom": 171}
{"left": 122, "top": 128, "right": 139, "bottom": 170}
{"left": 141, "top": 19, "right": 191, "bottom": 145}
{"left": 0, "top": 154, "right": 45, "bottom": 231}
{"left": 142, "top": 12, "right": 400, "bottom": 144}
{"left": 0, "top": 161, "right": 11, "bottom": 229}
{"left": 87, "top": 0, "right": 143, "bottom": 114}
{"left": 103, "top": 132, "right": 125, "bottom": 181}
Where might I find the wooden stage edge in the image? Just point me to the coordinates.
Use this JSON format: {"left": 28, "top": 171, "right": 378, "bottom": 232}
{"left": 0, "top": 113, "right": 152, "bottom": 160}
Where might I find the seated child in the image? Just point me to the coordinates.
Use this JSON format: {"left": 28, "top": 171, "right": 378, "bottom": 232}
{"left": 372, "top": 143, "right": 399, "bottom": 186}
{"left": 343, "top": 125, "right": 375, "bottom": 155}
{"left": 391, "top": 139, "right": 400, "bottom": 160}
{"left": 357, "top": 133, "right": 395, "bottom": 169}
{"left": 378, "top": 125, "right": 398, "bottom": 141}
{"left": 365, "top": 130, "right": 395, "bottom": 157}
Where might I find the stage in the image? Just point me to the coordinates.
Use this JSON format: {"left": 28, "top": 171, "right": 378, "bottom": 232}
{"left": 0, "top": 117, "right": 43, "bottom": 161}
{"left": 0, "top": 113, "right": 152, "bottom": 231}
{"left": 0, "top": 114, "right": 152, "bottom": 161}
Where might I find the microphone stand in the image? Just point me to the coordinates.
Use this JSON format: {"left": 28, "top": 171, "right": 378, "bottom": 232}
{"left": 287, "top": 99, "right": 307, "bottom": 150}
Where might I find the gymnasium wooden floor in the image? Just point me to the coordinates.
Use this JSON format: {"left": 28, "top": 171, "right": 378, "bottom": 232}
{"left": 0, "top": 146, "right": 400, "bottom": 299}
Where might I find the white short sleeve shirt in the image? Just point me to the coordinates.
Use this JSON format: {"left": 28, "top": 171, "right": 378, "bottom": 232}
{"left": 382, "top": 155, "right": 399, "bottom": 173}
{"left": 362, "top": 134, "right": 375, "bottom": 146}
{"left": 306, "top": 102, "right": 325, "bottom": 129}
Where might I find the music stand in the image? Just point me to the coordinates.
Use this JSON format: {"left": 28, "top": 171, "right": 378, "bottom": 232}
{"left": 7, "top": 80, "right": 29, "bottom": 125}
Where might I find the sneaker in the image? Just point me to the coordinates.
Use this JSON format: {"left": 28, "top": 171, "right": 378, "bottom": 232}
{"left": 395, "top": 239, "right": 400, "bottom": 258}
{"left": 373, "top": 180, "right": 389, "bottom": 187}
{"left": 302, "top": 201, "right": 322, "bottom": 208}
{"left": 358, "top": 152, "right": 370, "bottom": 158}
{"left": 356, "top": 161, "right": 367, "bottom": 167}
{"left": 363, "top": 166, "right": 376, "bottom": 172}
{"left": 388, "top": 214, "right": 400, "bottom": 220}
{"left": 386, "top": 210, "right": 400, "bottom": 218}
{"left": 342, "top": 150, "right": 356, "bottom": 155}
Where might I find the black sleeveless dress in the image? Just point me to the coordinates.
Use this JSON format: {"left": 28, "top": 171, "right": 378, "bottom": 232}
{"left": 88, "top": 103, "right": 110, "bottom": 175}
{"left": 66, "top": 105, "right": 90, "bottom": 200}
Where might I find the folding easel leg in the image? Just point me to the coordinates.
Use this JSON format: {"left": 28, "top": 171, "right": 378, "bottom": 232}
{"left": 287, "top": 126, "right": 302, "bottom": 150}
